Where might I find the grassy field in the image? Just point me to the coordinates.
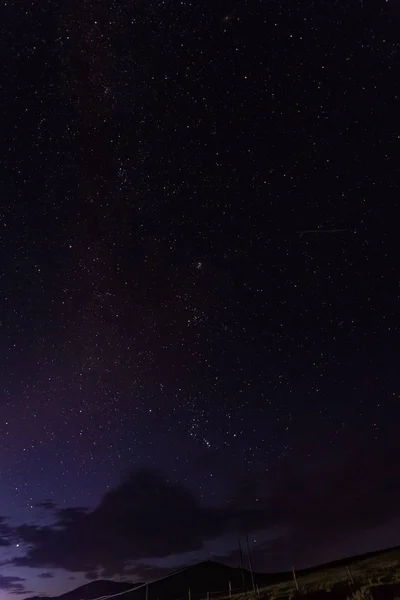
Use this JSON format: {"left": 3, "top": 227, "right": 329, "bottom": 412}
{"left": 243, "top": 547, "right": 400, "bottom": 600}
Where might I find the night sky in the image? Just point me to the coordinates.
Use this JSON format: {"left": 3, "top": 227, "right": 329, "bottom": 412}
{"left": 1, "top": 0, "right": 399, "bottom": 598}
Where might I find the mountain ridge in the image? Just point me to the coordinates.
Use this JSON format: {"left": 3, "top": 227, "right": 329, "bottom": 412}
{"left": 26, "top": 547, "right": 400, "bottom": 600}
{"left": 26, "top": 560, "right": 266, "bottom": 600}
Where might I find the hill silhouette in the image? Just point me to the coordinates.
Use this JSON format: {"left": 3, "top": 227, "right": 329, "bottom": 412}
{"left": 122, "top": 561, "right": 271, "bottom": 600}
{"left": 26, "top": 548, "right": 400, "bottom": 600}
{"left": 26, "top": 580, "right": 143, "bottom": 600}
{"left": 27, "top": 561, "right": 269, "bottom": 600}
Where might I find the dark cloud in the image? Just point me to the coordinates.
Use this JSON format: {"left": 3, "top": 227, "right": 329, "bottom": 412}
{"left": 0, "top": 575, "right": 27, "bottom": 595}
{"left": 8, "top": 440, "right": 400, "bottom": 576}
{"left": 85, "top": 572, "right": 99, "bottom": 580}
{"left": 33, "top": 502, "right": 56, "bottom": 511}
{"left": 0, "top": 516, "right": 13, "bottom": 547}
{"left": 220, "top": 438, "right": 400, "bottom": 571}
{"left": 37, "top": 573, "right": 54, "bottom": 579}
{"left": 0, "top": 536, "right": 11, "bottom": 547}
{"left": 10, "top": 469, "right": 241, "bottom": 575}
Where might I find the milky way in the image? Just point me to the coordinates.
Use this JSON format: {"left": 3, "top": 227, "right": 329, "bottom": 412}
{"left": 0, "top": 0, "right": 399, "bottom": 597}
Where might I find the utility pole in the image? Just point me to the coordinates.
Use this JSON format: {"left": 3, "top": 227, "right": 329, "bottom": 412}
{"left": 245, "top": 535, "right": 256, "bottom": 594}
{"left": 238, "top": 538, "right": 246, "bottom": 590}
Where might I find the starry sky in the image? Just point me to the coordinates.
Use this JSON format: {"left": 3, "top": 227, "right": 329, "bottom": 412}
{"left": 0, "top": 0, "right": 399, "bottom": 598}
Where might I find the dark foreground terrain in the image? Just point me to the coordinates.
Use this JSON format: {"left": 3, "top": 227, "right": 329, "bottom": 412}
{"left": 253, "top": 546, "right": 400, "bottom": 600}
{"left": 28, "top": 546, "right": 400, "bottom": 600}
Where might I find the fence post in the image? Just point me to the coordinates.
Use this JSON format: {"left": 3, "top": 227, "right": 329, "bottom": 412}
{"left": 229, "top": 581, "right": 232, "bottom": 598}
{"left": 292, "top": 567, "right": 299, "bottom": 592}
{"left": 145, "top": 584, "right": 148, "bottom": 600}
{"left": 256, "top": 585, "right": 259, "bottom": 596}
{"left": 207, "top": 592, "right": 210, "bottom": 600}
{"left": 347, "top": 566, "right": 354, "bottom": 584}
{"left": 188, "top": 588, "right": 191, "bottom": 600}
